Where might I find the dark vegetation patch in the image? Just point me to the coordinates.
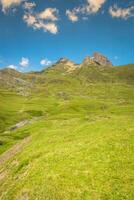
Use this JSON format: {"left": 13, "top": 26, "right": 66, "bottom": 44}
{"left": 13, "top": 130, "right": 30, "bottom": 140}
{"left": 15, "top": 159, "right": 30, "bottom": 173}
{"left": 0, "top": 140, "right": 4, "bottom": 145}
{"left": 25, "top": 110, "right": 44, "bottom": 117}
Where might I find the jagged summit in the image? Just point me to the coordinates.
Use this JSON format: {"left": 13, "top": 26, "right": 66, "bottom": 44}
{"left": 57, "top": 57, "right": 70, "bottom": 64}
{"left": 56, "top": 57, "right": 78, "bottom": 72}
{"left": 82, "top": 56, "right": 96, "bottom": 66}
{"left": 92, "top": 52, "right": 113, "bottom": 67}
{"left": 56, "top": 52, "right": 113, "bottom": 71}
{"left": 56, "top": 57, "right": 76, "bottom": 65}
{"left": 82, "top": 52, "right": 113, "bottom": 67}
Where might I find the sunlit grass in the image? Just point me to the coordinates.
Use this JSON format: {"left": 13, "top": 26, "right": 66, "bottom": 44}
{"left": 0, "top": 65, "right": 133, "bottom": 199}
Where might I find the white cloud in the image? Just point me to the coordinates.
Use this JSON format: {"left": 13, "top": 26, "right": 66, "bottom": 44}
{"left": 23, "top": 1, "right": 36, "bottom": 12}
{"left": 109, "top": 5, "right": 134, "bottom": 19}
{"left": 23, "top": 5, "right": 59, "bottom": 34}
{"left": 0, "top": 0, "right": 59, "bottom": 34}
{"left": 23, "top": 13, "right": 58, "bottom": 34}
{"left": 40, "top": 58, "right": 52, "bottom": 66}
{"left": 19, "top": 57, "right": 29, "bottom": 67}
{"left": 66, "top": 10, "right": 78, "bottom": 22}
{"left": 39, "top": 22, "right": 58, "bottom": 34}
{"left": 66, "top": 0, "right": 106, "bottom": 22}
{"left": 6, "top": 64, "right": 17, "bottom": 69}
{"left": 23, "top": 13, "right": 36, "bottom": 26}
{"left": 86, "top": 0, "right": 106, "bottom": 14}
{"left": 38, "top": 8, "right": 58, "bottom": 21}
{"left": 0, "top": 0, "right": 23, "bottom": 12}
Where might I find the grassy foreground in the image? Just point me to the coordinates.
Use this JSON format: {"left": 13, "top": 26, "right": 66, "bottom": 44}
{"left": 0, "top": 65, "right": 134, "bottom": 199}
{"left": 0, "top": 115, "right": 133, "bottom": 199}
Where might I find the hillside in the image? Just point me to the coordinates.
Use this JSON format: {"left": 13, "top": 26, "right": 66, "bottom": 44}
{"left": 0, "top": 54, "right": 134, "bottom": 199}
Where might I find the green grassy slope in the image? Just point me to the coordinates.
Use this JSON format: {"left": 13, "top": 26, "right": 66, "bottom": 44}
{"left": 0, "top": 64, "right": 134, "bottom": 199}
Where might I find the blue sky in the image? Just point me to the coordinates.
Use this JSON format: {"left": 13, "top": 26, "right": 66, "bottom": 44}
{"left": 0, "top": 0, "right": 134, "bottom": 72}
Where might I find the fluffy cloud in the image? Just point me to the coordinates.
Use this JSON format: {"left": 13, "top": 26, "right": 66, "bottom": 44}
{"left": 86, "top": 0, "right": 106, "bottom": 14}
{"left": 109, "top": 5, "right": 134, "bottom": 19}
{"left": 0, "top": 0, "right": 59, "bottom": 34}
{"left": 6, "top": 64, "right": 17, "bottom": 69}
{"left": 0, "top": 0, "right": 23, "bottom": 12}
{"left": 23, "top": 1, "right": 36, "bottom": 12}
{"left": 40, "top": 58, "right": 52, "bottom": 66}
{"left": 66, "top": 0, "right": 106, "bottom": 22}
{"left": 39, "top": 23, "right": 58, "bottom": 34}
{"left": 38, "top": 8, "right": 58, "bottom": 21}
{"left": 23, "top": 13, "right": 36, "bottom": 26}
{"left": 66, "top": 10, "right": 78, "bottom": 22}
{"left": 19, "top": 57, "right": 29, "bottom": 67}
{"left": 23, "top": 6, "right": 59, "bottom": 34}
{"left": 23, "top": 14, "right": 58, "bottom": 34}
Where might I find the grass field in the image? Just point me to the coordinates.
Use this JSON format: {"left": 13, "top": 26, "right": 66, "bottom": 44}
{"left": 0, "top": 65, "right": 134, "bottom": 199}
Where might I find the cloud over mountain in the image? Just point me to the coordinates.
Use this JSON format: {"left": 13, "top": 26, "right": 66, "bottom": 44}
{"left": 66, "top": 9, "right": 78, "bottom": 22}
{"left": 66, "top": 0, "right": 106, "bottom": 22}
{"left": 0, "top": 0, "right": 23, "bottom": 12}
{"left": 40, "top": 58, "right": 52, "bottom": 66}
{"left": 0, "top": 0, "right": 134, "bottom": 35}
{"left": 6, "top": 64, "right": 17, "bottom": 69}
{"left": 86, "top": 0, "right": 106, "bottom": 14}
{"left": 23, "top": 5, "right": 59, "bottom": 34}
{"left": 109, "top": 5, "right": 134, "bottom": 19}
{"left": 19, "top": 57, "right": 29, "bottom": 67}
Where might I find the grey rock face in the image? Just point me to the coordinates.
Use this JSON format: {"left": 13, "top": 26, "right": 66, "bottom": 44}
{"left": 92, "top": 52, "right": 113, "bottom": 67}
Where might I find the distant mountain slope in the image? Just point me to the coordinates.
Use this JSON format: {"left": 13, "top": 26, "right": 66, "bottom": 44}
{"left": 0, "top": 68, "right": 34, "bottom": 95}
{"left": 0, "top": 53, "right": 134, "bottom": 95}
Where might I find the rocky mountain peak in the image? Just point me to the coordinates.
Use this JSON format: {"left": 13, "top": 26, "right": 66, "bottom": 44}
{"left": 57, "top": 57, "right": 70, "bottom": 64}
{"left": 82, "top": 56, "right": 96, "bottom": 66}
{"left": 92, "top": 52, "right": 113, "bottom": 67}
{"left": 81, "top": 52, "right": 113, "bottom": 67}
{"left": 56, "top": 57, "right": 78, "bottom": 72}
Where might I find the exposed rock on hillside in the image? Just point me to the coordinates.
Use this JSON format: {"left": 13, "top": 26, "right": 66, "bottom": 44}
{"left": 81, "top": 53, "right": 113, "bottom": 67}
{"left": 92, "top": 52, "right": 113, "bottom": 67}
{"left": 56, "top": 58, "right": 79, "bottom": 72}
{"left": 82, "top": 56, "right": 97, "bottom": 66}
{"left": 0, "top": 68, "right": 33, "bottom": 96}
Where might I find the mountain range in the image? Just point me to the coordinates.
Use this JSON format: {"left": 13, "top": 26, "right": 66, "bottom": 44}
{"left": 0, "top": 52, "right": 134, "bottom": 96}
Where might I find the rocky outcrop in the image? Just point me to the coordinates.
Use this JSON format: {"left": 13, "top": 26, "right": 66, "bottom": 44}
{"left": 81, "top": 53, "right": 113, "bottom": 67}
{"left": 57, "top": 58, "right": 69, "bottom": 64}
{"left": 82, "top": 56, "right": 97, "bottom": 66}
{"left": 51, "top": 53, "right": 113, "bottom": 71}
{"left": 56, "top": 58, "right": 79, "bottom": 72}
{"left": 92, "top": 52, "right": 113, "bottom": 67}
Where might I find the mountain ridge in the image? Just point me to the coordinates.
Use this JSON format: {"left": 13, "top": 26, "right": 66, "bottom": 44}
{"left": 0, "top": 52, "right": 134, "bottom": 95}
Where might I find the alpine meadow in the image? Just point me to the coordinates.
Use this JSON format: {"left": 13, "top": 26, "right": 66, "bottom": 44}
{"left": 0, "top": 0, "right": 134, "bottom": 199}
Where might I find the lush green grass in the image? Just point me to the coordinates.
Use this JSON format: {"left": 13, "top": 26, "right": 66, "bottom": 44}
{"left": 0, "top": 65, "right": 134, "bottom": 199}
{"left": 0, "top": 114, "right": 133, "bottom": 199}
